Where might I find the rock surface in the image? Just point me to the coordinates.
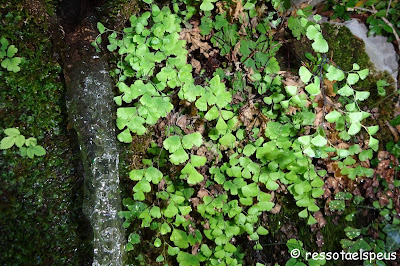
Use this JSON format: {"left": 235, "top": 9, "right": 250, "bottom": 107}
{"left": 343, "top": 19, "right": 398, "bottom": 86}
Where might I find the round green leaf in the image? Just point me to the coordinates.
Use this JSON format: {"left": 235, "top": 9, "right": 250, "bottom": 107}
{"left": 191, "top": 155, "right": 207, "bottom": 167}
{"left": 4, "top": 128, "right": 20, "bottom": 136}
{"left": 164, "top": 202, "right": 178, "bottom": 218}
{"left": 299, "top": 66, "right": 312, "bottom": 84}
{"left": 0, "top": 136, "right": 15, "bottom": 149}
{"left": 347, "top": 73, "right": 359, "bottom": 85}
{"left": 163, "top": 135, "right": 181, "bottom": 153}
{"left": 311, "top": 135, "right": 327, "bottom": 147}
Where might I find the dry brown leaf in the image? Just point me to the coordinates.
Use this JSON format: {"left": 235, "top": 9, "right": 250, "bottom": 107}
{"left": 324, "top": 79, "right": 336, "bottom": 96}
{"left": 176, "top": 115, "right": 188, "bottom": 130}
{"left": 197, "top": 188, "right": 209, "bottom": 199}
{"left": 270, "top": 204, "right": 281, "bottom": 214}
{"left": 180, "top": 25, "right": 212, "bottom": 58}
{"left": 190, "top": 197, "right": 200, "bottom": 208}
{"left": 232, "top": 0, "right": 245, "bottom": 21}
{"left": 191, "top": 58, "right": 201, "bottom": 74}
{"left": 232, "top": 41, "right": 241, "bottom": 62}
{"left": 314, "top": 108, "right": 324, "bottom": 126}
{"left": 314, "top": 211, "right": 327, "bottom": 228}
{"left": 192, "top": 243, "right": 200, "bottom": 255}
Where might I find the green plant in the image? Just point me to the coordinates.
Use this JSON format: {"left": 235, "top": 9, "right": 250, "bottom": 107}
{"left": 0, "top": 37, "right": 22, "bottom": 72}
{"left": 1, "top": 128, "right": 46, "bottom": 158}
{"left": 97, "top": 2, "right": 393, "bottom": 265}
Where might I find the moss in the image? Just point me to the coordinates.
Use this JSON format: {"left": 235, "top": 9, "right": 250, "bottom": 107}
{"left": 0, "top": 1, "right": 91, "bottom": 264}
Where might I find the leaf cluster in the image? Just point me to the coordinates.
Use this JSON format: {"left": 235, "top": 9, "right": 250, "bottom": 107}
{"left": 0, "top": 128, "right": 46, "bottom": 158}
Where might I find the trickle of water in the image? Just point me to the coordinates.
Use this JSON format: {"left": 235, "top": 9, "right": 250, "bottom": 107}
{"left": 65, "top": 55, "right": 125, "bottom": 265}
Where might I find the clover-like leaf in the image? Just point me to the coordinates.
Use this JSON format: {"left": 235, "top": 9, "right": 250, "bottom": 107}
{"left": 160, "top": 222, "right": 171, "bottom": 235}
{"left": 298, "top": 135, "right": 311, "bottom": 146}
{"left": 299, "top": 66, "right": 312, "bottom": 84}
{"left": 312, "top": 33, "right": 328, "bottom": 53}
{"left": 146, "top": 166, "right": 163, "bottom": 184}
{"left": 325, "top": 110, "right": 341, "bottom": 123}
{"left": 243, "top": 144, "right": 256, "bottom": 156}
{"left": 337, "top": 84, "right": 353, "bottom": 96}
{"left": 182, "top": 132, "right": 202, "bottom": 149}
{"left": 306, "top": 25, "right": 319, "bottom": 40}
{"left": 31, "top": 145, "right": 46, "bottom": 157}
{"left": 191, "top": 155, "right": 207, "bottom": 167}
{"left": 298, "top": 208, "right": 308, "bottom": 218}
{"left": 348, "top": 123, "right": 361, "bottom": 135}
{"left": 367, "top": 126, "right": 379, "bottom": 135}
{"left": 150, "top": 206, "right": 162, "bottom": 218}
{"left": 6, "top": 45, "right": 18, "bottom": 58}
{"left": 355, "top": 91, "right": 370, "bottom": 101}
{"left": 25, "top": 137, "right": 37, "bottom": 147}
{"left": 164, "top": 202, "right": 178, "bottom": 218}
{"left": 187, "top": 169, "right": 204, "bottom": 185}
{"left": 219, "top": 133, "right": 236, "bottom": 147}
{"left": 368, "top": 136, "right": 379, "bottom": 151}
{"left": 311, "top": 135, "right": 327, "bottom": 147}
{"left": 241, "top": 182, "right": 259, "bottom": 197}
{"left": 169, "top": 147, "right": 189, "bottom": 165}
{"left": 347, "top": 73, "right": 359, "bottom": 85}
{"left": 117, "top": 128, "right": 132, "bottom": 143}
{"left": 0, "top": 136, "right": 15, "bottom": 149}
{"left": 357, "top": 69, "right": 369, "bottom": 80}
{"left": 285, "top": 86, "right": 297, "bottom": 96}
{"left": 326, "top": 65, "right": 345, "bottom": 81}
{"left": 200, "top": 0, "right": 214, "bottom": 11}
{"left": 128, "top": 233, "right": 141, "bottom": 245}
{"left": 305, "top": 79, "right": 320, "bottom": 95}
{"left": 163, "top": 135, "right": 181, "bottom": 153}
{"left": 204, "top": 106, "right": 219, "bottom": 120}
{"left": 266, "top": 179, "right": 279, "bottom": 191}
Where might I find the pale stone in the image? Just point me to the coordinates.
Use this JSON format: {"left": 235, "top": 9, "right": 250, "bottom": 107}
{"left": 343, "top": 19, "right": 398, "bottom": 85}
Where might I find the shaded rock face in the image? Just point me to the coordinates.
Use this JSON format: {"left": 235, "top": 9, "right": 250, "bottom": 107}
{"left": 343, "top": 19, "right": 398, "bottom": 87}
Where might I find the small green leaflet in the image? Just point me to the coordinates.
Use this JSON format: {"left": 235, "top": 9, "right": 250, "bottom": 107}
{"left": 163, "top": 135, "right": 181, "bottom": 152}
{"left": 204, "top": 106, "right": 219, "bottom": 120}
{"left": 164, "top": 202, "right": 178, "bottom": 218}
{"left": 97, "top": 22, "right": 106, "bottom": 34}
{"left": 299, "top": 66, "right": 312, "bottom": 84}
{"left": 181, "top": 163, "right": 204, "bottom": 184}
{"left": 285, "top": 86, "right": 297, "bottom": 96}
{"left": 338, "top": 84, "right": 353, "bottom": 96}
{"left": 357, "top": 69, "right": 369, "bottom": 80}
{"left": 182, "top": 132, "right": 203, "bottom": 149}
{"left": 311, "top": 135, "right": 327, "bottom": 147}
{"left": 191, "top": 155, "right": 207, "bottom": 167}
{"left": 348, "top": 123, "right": 361, "bottom": 135}
{"left": 355, "top": 91, "right": 370, "bottom": 101}
{"left": 169, "top": 147, "right": 189, "bottom": 165}
{"left": 305, "top": 77, "right": 320, "bottom": 95}
{"left": 325, "top": 110, "right": 341, "bottom": 123}
{"left": 326, "top": 65, "right": 345, "bottom": 81}
{"left": 347, "top": 73, "right": 359, "bottom": 85}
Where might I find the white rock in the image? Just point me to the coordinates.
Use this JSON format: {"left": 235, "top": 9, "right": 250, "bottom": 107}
{"left": 343, "top": 19, "right": 398, "bottom": 85}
